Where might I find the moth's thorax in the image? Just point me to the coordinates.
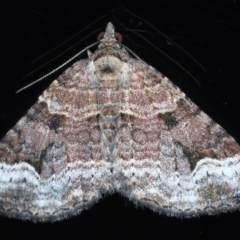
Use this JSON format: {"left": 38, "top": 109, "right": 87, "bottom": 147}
{"left": 95, "top": 56, "right": 122, "bottom": 91}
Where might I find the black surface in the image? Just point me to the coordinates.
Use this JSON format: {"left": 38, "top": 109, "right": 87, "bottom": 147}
{"left": 1, "top": 0, "right": 240, "bottom": 239}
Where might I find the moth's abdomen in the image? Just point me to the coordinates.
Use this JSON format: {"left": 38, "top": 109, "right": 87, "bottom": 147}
{"left": 99, "top": 97, "right": 120, "bottom": 150}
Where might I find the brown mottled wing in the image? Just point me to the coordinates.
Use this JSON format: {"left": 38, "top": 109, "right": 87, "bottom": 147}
{"left": 115, "top": 59, "right": 240, "bottom": 217}
{"left": 1, "top": 21, "right": 240, "bottom": 221}
{"left": 0, "top": 60, "right": 112, "bottom": 221}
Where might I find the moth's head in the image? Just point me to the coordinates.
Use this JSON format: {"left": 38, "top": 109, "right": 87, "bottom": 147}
{"left": 88, "top": 23, "right": 128, "bottom": 63}
{"left": 97, "top": 22, "right": 122, "bottom": 48}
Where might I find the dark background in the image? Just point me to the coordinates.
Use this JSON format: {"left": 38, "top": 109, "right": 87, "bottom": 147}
{"left": 1, "top": 0, "right": 240, "bottom": 239}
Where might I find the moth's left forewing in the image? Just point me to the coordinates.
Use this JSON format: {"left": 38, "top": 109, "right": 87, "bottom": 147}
{"left": 0, "top": 59, "right": 112, "bottom": 221}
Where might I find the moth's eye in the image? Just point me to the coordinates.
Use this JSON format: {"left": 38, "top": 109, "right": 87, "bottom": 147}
{"left": 115, "top": 32, "right": 122, "bottom": 43}
{"left": 97, "top": 32, "right": 123, "bottom": 43}
{"left": 97, "top": 32, "right": 105, "bottom": 41}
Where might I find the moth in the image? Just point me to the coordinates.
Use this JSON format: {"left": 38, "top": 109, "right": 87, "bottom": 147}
{"left": 0, "top": 22, "right": 239, "bottom": 222}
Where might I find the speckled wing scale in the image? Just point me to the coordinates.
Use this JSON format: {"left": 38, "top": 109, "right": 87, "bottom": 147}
{"left": 0, "top": 23, "right": 240, "bottom": 222}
